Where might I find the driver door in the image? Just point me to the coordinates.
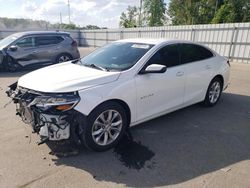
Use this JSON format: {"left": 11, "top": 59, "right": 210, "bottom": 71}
{"left": 7, "top": 36, "right": 38, "bottom": 67}
{"left": 135, "top": 44, "right": 186, "bottom": 122}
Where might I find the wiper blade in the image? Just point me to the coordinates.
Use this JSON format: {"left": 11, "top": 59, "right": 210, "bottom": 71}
{"left": 84, "top": 63, "right": 108, "bottom": 71}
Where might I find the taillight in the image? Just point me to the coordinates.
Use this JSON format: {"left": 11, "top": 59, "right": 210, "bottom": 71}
{"left": 71, "top": 40, "right": 77, "bottom": 47}
{"left": 227, "top": 60, "right": 230, "bottom": 67}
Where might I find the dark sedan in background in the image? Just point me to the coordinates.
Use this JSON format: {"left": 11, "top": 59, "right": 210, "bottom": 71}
{"left": 0, "top": 31, "right": 80, "bottom": 71}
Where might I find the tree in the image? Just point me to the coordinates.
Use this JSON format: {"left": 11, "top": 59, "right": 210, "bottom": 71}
{"left": 168, "top": 0, "right": 250, "bottom": 25}
{"left": 168, "top": 0, "right": 223, "bottom": 25}
{"left": 119, "top": 6, "right": 138, "bottom": 28}
{"left": 143, "top": 0, "right": 166, "bottom": 26}
{"left": 212, "top": 0, "right": 250, "bottom": 23}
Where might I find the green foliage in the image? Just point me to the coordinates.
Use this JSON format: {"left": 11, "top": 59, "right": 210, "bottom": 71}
{"left": 168, "top": 0, "right": 221, "bottom": 25}
{"left": 0, "top": 17, "right": 105, "bottom": 30}
{"left": 119, "top": 6, "right": 138, "bottom": 28}
{"left": 212, "top": 0, "right": 250, "bottom": 23}
{"left": 0, "top": 17, "right": 50, "bottom": 29}
{"left": 144, "top": 0, "right": 166, "bottom": 26}
{"left": 59, "top": 23, "right": 78, "bottom": 30}
{"left": 168, "top": 0, "right": 250, "bottom": 25}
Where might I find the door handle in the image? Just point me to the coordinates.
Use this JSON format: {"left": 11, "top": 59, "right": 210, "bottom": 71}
{"left": 32, "top": 51, "right": 38, "bottom": 54}
{"left": 206, "top": 65, "right": 212, "bottom": 69}
{"left": 176, "top": 71, "right": 184, "bottom": 77}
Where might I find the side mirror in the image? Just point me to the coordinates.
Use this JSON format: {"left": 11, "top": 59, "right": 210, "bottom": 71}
{"left": 9, "top": 45, "right": 18, "bottom": 51}
{"left": 140, "top": 64, "right": 167, "bottom": 74}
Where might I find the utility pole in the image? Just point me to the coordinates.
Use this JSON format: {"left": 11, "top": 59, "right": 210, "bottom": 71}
{"left": 139, "top": 0, "right": 142, "bottom": 27}
{"left": 214, "top": 0, "right": 218, "bottom": 17}
{"left": 60, "top": 12, "right": 62, "bottom": 24}
{"left": 68, "top": 0, "right": 71, "bottom": 24}
{"left": 59, "top": 12, "right": 62, "bottom": 29}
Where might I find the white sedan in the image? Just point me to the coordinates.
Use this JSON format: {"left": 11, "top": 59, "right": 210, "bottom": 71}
{"left": 8, "top": 38, "right": 230, "bottom": 151}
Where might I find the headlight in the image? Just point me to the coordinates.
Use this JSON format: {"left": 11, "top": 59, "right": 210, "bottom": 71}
{"left": 30, "top": 93, "right": 80, "bottom": 112}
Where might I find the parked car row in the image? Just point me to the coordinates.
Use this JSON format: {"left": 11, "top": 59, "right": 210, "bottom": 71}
{"left": 0, "top": 31, "right": 80, "bottom": 71}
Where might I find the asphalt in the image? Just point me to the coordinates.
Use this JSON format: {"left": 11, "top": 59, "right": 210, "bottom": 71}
{"left": 0, "top": 48, "right": 249, "bottom": 188}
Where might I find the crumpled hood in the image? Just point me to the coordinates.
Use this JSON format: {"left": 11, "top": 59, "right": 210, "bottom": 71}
{"left": 18, "top": 62, "right": 121, "bottom": 93}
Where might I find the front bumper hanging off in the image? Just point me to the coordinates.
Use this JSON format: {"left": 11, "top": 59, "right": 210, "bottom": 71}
{"left": 6, "top": 82, "right": 85, "bottom": 145}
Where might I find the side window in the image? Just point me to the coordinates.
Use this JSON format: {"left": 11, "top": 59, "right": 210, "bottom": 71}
{"left": 15, "top": 37, "right": 34, "bottom": 48}
{"left": 180, "top": 43, "right": 213, "bottom": 64}
{"left": 35, "top": 36, "right": 64, "bottom": 46}
{"left": 147, "top": 44, "right": 180, "bottom": 67}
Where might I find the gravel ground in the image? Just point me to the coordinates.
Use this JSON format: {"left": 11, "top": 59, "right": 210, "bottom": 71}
{"left": 0, "top": 48, "right": 249, "bottom": 188}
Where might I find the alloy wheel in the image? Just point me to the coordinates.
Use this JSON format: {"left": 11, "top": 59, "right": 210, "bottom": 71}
{"left": 58, "top": 55, "right": 70, "bottom": 63}
{"left": 209, "top": 81, "right": 221, "bottom": 104}
{"left": 91, "top": 110, "right": 123, "bottom": 146}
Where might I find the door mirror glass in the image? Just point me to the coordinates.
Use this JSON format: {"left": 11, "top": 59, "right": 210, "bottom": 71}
{"left": 9, "top": 45, "right": 18, "bottom": 51}
{"left": 140, "top": 64, "right": 167, "bottom": 74}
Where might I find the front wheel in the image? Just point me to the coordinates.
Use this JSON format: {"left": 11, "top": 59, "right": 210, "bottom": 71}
{"left": 203, "top": 77, "right": 223, "bottom": 107}
{"left": 81, "top": 102, "right": 127, "bottom": 151}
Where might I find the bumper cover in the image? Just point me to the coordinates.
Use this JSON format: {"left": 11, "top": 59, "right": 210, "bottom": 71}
{"left": 6, "top": 82, "right": 86, "bottom": 145}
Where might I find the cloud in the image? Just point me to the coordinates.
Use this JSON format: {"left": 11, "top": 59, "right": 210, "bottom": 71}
{"left": 19, "top": 0, "right": 140, "bottom": 28}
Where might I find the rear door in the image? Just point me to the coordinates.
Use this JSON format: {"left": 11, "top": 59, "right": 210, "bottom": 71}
{"left": 34, "top": 35, "right": 64, "bottom": 64}
{"left": 7, "top": 36, "right": 38, "bottom": 67}
{"left": 135, "top": 44, "right": 186, "bottom": 121}
{"left": 179, "top": 43, "right": 214, "bottom": 105}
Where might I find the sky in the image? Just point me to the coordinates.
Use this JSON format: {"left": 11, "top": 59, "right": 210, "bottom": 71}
{"left": 0, "top": 0, "right": 169, "bottom": 28}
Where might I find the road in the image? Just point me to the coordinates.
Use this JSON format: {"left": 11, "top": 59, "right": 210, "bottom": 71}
{"left": 0, "top": 48, "right": 249, "bottom": 188}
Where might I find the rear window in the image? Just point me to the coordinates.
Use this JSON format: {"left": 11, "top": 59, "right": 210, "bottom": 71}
{"left": 35, "top": 36, "right": 64, "bottom": 46}
{"left": 180, "top": 43, "right": 214, "bottom": 64}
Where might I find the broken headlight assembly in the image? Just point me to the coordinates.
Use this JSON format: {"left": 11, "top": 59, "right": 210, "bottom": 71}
{"left": 6, "top": 83, "right": 85, "bottom": 144}
{"left": 29, "top": 92, "right": 80, "bottom": 112}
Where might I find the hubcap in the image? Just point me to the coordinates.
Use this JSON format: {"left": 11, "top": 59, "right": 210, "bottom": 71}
{"left": 209, "top": 81, "right": 221, "bottom": 104}
{"left": 58, "top": 55, "right": 70, "bottom": 63}
{"left": 92, "top": 110, "right": 123, "bottom": 146}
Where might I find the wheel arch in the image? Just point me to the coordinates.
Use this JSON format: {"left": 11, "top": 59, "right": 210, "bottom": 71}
{"left": 88, "top": 99, "right": 131, "bottom": 126}
{"left": 212, "top": 74, "right": 224, "bottom": 88}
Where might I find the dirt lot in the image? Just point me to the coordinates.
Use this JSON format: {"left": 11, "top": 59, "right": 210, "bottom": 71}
{"left": 0, "top": 48, "right": 250, "bottom": 188}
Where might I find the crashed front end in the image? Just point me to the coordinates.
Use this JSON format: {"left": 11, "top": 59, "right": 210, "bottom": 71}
{"left": 6, "top": 82, "right": 85, "bottom": 145}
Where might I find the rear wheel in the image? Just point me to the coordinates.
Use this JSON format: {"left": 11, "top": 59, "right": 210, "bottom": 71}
{"left": 56, "top": 53, "right": 72, "bottom": 63}
{"left": 203, "top": 77, "right": 223, "bottom": 107}
{"left": 81, "top": 102, "right": 127, "bottom": 151}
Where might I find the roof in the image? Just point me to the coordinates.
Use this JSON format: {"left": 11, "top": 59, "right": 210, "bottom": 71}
{"left": 116, "top": 38, "right": 181, "bottom": 45}
{"left": 12, "top": 31, "right": 70, "bottom": 37}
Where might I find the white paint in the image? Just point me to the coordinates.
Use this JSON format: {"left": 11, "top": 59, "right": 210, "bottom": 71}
{"left": 18, "top": 39, "right": 230, "bottom": 127}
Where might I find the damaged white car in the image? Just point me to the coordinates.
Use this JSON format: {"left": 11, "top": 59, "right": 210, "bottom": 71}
{"left": 7, "top": 39, "right": 230, "bottom": 151}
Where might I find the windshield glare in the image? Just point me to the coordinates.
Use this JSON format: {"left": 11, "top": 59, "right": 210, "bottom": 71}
{"left": 0, "top": 34, "right": 18, "bottom": 48}
{"left": 79, "top": 42, "right": 154, "bottom": 71}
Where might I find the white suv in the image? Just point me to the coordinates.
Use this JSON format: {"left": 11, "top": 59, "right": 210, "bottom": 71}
{"left": 7, "top": 39, "right": 230, "bottom": 151}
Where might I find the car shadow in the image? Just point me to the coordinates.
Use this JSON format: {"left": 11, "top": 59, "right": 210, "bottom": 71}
{"left": 33, "top": 92, "right": 250, "bottom": 186}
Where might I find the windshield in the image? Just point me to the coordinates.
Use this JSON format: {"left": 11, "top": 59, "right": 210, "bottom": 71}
{"left": 0, "top": 34, "right": 19, "bottom": 48}
{"left": 79, "top": 42, "right": 154, "bottom": 71}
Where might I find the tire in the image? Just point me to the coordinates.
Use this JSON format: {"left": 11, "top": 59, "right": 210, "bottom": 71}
{"left": 203, "top": 77, "right": 223, "bottom": 107}
{"left": 3, "top": 56, "right": 21, "bottom": 72}
{"left": 55, "top": 53, "right": 72, "bottom": 63}
{"left": 81, "top": 102, "right": 128, "bottom": 151}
